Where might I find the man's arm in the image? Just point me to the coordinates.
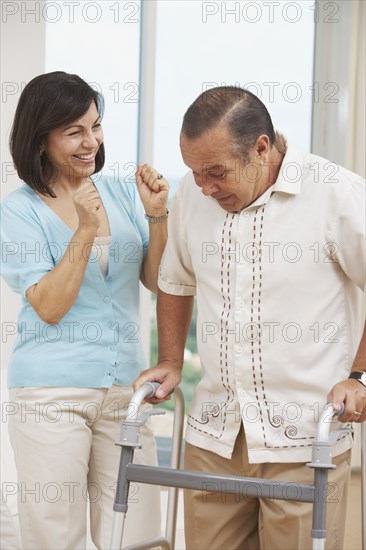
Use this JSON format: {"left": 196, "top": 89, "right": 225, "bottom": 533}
{"left": 133, "top": 289, "right": 194, "bottom": 402}
{"left": 327, "top": 322, "right": 366, "bottom": 422}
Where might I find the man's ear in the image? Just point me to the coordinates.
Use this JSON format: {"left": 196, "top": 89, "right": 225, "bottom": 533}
{"left": 255, "top": 135, "right": 270, "bottom": 157}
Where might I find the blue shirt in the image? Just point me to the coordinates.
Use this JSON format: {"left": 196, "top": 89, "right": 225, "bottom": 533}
{"left": 1, "top": 175, "right": 149, "bottom": 388}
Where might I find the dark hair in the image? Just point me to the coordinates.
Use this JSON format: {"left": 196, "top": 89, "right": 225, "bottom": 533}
{"left": 10, "top": 71, "right": 105, "bottom": 197}
{"left": 182, "top": 86, "right": 275, "bottom": 162}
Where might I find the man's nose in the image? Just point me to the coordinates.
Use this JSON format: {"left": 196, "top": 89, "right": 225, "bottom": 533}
{"left": 194, "top": 174, "right": 220, "bottom": 196}
{"left": 200, "top": 179, "right": 220, "bottom": 196}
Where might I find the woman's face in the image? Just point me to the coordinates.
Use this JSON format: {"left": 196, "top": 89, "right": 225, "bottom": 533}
{"left": 42, "top": 101, "right": 103, "bottom": 184}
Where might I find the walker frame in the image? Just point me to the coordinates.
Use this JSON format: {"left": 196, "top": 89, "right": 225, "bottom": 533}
{"left": 110, "top": 382, "right": 365, "bottom": 550}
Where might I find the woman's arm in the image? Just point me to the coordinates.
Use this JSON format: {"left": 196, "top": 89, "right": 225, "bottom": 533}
{"left": 26, "top": 180, "right": 101, "bottom": 324}
{"left": 27, "top": 225, "right": 96, "bottom": 324}
{"left": 140, "top": 220, "right": 168, "bottom": 293}
{"left": 135, "top": 164, "right": 169, "bottom": 293}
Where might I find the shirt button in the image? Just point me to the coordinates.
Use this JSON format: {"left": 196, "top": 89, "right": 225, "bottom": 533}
{"left": 243, "top": 211, "right": 249, "bottom": 217}
{"left": 104, "top": 296, "right": 110, "bottom": 303}
{"left": 235, "top": 346, "right": 243, "bottom": 353}
{"left": 108, "top": 321, "right": 115, "bottom": 329}
{"left": 110, "top": 345, "right": 117, "bottom": 351}
{"left": 238, "top": 301, "right": 244, "bottom": 308}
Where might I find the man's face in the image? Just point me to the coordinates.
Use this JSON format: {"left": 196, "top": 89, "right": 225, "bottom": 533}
{"left": 180, "top": 125, "right": 268, "bottom": 212}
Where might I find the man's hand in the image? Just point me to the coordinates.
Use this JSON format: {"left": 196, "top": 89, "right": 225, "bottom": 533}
{"left": 133, "top": 361, "right": 182, "bottom": 404}
{"left": 327, "top": 379, "right": 366, "bottom": 422}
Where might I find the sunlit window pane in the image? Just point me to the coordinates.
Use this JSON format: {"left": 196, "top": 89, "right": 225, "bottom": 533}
{"left": 45, "top": 0, "right": 141, "bottom": 180}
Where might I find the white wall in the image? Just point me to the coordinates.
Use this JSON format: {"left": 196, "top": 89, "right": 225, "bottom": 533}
{"left": 1, "top": 0, "right": 46, "bottom": 540}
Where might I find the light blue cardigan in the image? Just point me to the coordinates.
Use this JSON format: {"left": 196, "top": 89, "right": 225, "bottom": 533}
{"left": 1, "top": 175, "right": 149, "bottom": 388}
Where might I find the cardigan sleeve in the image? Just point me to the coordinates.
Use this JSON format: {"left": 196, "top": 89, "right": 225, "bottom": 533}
{"left": 1, "top": 197, "right": 53, "bottom": 299}
{"left": 122, "top": 178, "right": 149, "bottom": 256}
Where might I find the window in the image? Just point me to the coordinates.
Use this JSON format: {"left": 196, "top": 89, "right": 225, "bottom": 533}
{"left": 45, "top": 0, "right": 141, "bottom": 181}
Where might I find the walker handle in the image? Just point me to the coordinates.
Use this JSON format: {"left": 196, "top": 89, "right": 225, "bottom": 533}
{"left": 144, "top": 381, "right": 161, "bottom": 398}
{"left": 126, "top": 382, "right": 162, "bottom": 421}
{"left": 316, "top": 402, "right": 346, "bottom": 442}
{"left": 333, "top": 403, "right": 345, "bottom": 418}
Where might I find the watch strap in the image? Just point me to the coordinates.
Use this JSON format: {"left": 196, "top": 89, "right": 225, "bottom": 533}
{"left": 348, "top": 371, "right": 366, "bottom": 387}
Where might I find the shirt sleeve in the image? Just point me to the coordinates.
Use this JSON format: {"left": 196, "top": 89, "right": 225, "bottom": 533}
{"left": 158, "top": 182, "right": 196, "bottom": 296}
{"left": 330, "top": 176, "right": 366, "bottom": 292}
{"left": 0, "top": 198, "right": 53, "bottom": 299}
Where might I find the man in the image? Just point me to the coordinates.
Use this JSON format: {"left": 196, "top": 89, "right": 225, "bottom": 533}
{"left": 135, "top": 87, "right": 365, "bottom": 549}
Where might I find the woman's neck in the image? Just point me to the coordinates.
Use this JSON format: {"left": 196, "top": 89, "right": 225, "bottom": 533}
{"left": 47, "top": 175, "right": 92, "bottom": 198}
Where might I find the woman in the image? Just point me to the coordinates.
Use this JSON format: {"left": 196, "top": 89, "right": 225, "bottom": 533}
{"left": 1, "top": 71, "right": 169, "bottom": 549}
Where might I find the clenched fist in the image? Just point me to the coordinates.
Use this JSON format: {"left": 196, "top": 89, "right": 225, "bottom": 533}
{"left": 73, "top": 179, "right": 102, "bottom": 233}
{"left": 136, "top": 164, "right": 169, "bottom": 217}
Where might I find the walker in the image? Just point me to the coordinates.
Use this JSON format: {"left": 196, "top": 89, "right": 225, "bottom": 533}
{"left": 110, "top": 382, "right": 365, "bottom": 550}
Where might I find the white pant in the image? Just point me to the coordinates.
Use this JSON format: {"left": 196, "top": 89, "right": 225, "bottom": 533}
{"left": 8, "top": 385, "right": 161, "bottom": 550}
{"left": 0, "top": 499, "right": 20, "bottom": 550}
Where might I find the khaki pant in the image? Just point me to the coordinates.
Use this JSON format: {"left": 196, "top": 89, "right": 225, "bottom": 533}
{"left": 184, "top": 426, "right": 351, "bottom": 550}
{"left": 8, "top": 385, "right": 161, "bottom": 550}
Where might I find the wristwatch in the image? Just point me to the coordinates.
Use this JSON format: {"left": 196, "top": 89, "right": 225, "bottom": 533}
{"left": 348, "top": 371, "right": 366, "bottom": 387}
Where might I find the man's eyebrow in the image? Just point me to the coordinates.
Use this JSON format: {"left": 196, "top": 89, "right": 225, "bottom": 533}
{"left": 62, "top": 117, "right": 101, "bottom": 131}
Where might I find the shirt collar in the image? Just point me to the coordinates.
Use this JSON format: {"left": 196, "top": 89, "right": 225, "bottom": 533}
{"left": 245, "top": 145, "right": 303, "bottom": 210}
{"left": 272, "top": 144, "right": 303, "bottom": 195}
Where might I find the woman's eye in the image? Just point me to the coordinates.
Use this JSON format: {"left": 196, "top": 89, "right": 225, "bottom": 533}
{"left": 93, "top": 123, "right": 102, "bottom": 130}
{"left": 68, "top": 130, "right": 81, "bottom": 136}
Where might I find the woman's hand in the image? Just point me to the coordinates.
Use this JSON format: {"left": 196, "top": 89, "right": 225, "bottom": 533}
{"left": 136, "top": 164, "right": 169, "bottom": 216}
{"left": 73, "top": 179, "right": 101, "bottom": 233}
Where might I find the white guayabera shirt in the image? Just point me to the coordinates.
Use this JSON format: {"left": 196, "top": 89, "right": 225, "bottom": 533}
{"left": 159, "top": 146, "right": 365, "bottom": 463}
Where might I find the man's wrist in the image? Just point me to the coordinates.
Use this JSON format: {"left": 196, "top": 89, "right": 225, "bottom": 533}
{"left": 348, "top": 371, "right": 366, "bottom": 387}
